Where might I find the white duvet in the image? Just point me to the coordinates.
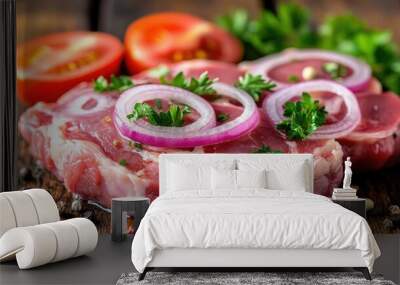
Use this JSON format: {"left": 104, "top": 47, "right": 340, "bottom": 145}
{"left": 131, "top": 190, "right": 380, "bottom": 273}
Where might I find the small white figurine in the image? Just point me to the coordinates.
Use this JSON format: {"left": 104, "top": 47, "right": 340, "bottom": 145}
{"left": 342, "top": 157, "right": 353, "bottom": 190}
{"left": 71, "top": 193, "right": 82, "bottom": 212}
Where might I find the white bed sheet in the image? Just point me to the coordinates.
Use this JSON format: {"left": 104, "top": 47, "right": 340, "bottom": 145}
{"left": 131, "top": 190, "right": 380, "bottom": 273}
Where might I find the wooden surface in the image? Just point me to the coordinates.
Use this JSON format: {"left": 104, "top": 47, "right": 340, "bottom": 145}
{"left": 16, "top": 0, "right": 262, "bottom": 43}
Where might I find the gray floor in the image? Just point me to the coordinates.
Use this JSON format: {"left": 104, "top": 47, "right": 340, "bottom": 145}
{"left": 374, "top": 234, "right": 400, "bottom": 284}
{"left": 1, "top": 234, "right": 399, "bottom": 285}
{"left": 0, "top": 235, "right": 135, "bottom": 285}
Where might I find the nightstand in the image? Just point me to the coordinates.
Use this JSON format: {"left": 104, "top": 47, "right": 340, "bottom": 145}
{"left": 332, "top": 198, "right": 366, "bottom": 219}
{"left": 111, "top": 197, "right": 150, "bottom": 242}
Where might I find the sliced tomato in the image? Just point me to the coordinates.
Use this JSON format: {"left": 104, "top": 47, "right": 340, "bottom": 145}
{"left": 124, "top": 12, "right": 242, "bottom": 74}
{"left": 17, "top": 31, "right": 124, "bottom": 105}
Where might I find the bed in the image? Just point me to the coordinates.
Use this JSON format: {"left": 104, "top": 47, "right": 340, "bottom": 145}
{"left": 131, "top": 154, "right": 380, "bottom": 280}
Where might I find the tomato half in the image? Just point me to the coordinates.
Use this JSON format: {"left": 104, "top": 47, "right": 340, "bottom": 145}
{"left": 17, "top": 31, "right": 124, "bottom": 105}
{"left": 124, "top": 12, "right": 243, "bottom": 74}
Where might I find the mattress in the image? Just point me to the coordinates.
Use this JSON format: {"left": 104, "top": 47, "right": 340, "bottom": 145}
{"left": 131, "top": 190, "right": 380, "bottom": 273}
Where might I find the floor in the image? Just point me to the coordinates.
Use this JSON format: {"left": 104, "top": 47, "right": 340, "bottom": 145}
{"left": 0, "top": 235, "right": 135, "bottom": 285}
{"left": 0, "top": 234, "right": 399, "bottom": 285}
{"left": 374, "top": 234, "right": 400, "bottom": 284}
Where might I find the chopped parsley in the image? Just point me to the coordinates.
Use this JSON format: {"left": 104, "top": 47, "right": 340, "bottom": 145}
{"left": 322, "top": 62, "right": 348, "bottom": 80}
{"left": 94, "top": 75, "right": 134, "bottom": 92}
{"left": 235, "top": 73, "right": 276, "bottom": 102}
{"left": 216, "top": 4, "right": 317, "bottom": 60}
{"left": 276, "top": 92, "right": 327, "bottom": 140}
{"left": 148, "top": 65, "right": 170, "bottom": 79}
{"left": 161, "top": 71, "right": 217, "bottom": 96}
{"left": 155, "top": 99, "right": 162, "bottom": 110}
{"left": 134, "top": 142, "right": 143, "bottom": 150}
{"left": 119, "top": 159, "right": 127, "bottom": 167}
{"left": 127, "top": 102, "right": 191, "bottom": 127}
{"left": 217, "top": 113, "right": 229, "bottom": 122}
{"left": 288, "top": 75, "right": 300, "bottom": 83}
{"left": 253, "top": 145, "right": 282, "bottom": 153}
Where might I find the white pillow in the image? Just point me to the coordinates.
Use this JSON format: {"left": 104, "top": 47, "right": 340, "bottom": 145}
{"left": 236, "top": 169, "right": 267, "bottom": 189}
{"left": 266, "top": 168, "right": 307, "bottom": 192}
{"left": 211, "top": 168, "right": 237, "bottom": 190}
{"left": 167, "top": 160, "right": 236, "bottom": 192}
{"left": 237, "top": 159, "right": 308, "bottom": 192}
{"left": 167, "top": 163, "right": 211, "bottom": 191}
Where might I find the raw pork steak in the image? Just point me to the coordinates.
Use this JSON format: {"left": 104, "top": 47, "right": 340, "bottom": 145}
{"left": 19, "top": 79, "right": 343, "bottom": 207}
{"left": 339, "top": 92, "right": 400, "bottom": 171}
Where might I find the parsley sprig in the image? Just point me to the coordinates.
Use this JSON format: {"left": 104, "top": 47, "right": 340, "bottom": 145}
{"left": 94, "top": 75, "right": 134, "bottom": 92}
{"left": 119, "top": 159, "right": 127, "bottom": 167}
{"left": 127, "top": 102, "right": 191, "bottom": 127}
{"left": 276, "top": 93, "right": 327, "bottom": 140}
{"left": 216, "top": 4, "right": 317, "bottom": 60}
{"left": 288, "top": 75, "right": 300, "bottom": 83}
{"left": 322, "top": 62, "right": 348, "bottom": 80}
{"left": 148, "top": 65, "right": 170, "bottom": 79}
{"left": 253, "top": 145, "right": 282, "bottom": 153}
{"left": 217, "top": 113, "right": 229, "bottom": 122}
{"left": 235, "top": 73, "right": 276, "bottom": 102}
{"left": 161, "top": 71, "right": 217, "bottom": 96}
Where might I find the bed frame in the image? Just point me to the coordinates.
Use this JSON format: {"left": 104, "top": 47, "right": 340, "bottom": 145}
{"left": 139, "top": 154, "right": 371, "bottom": 280}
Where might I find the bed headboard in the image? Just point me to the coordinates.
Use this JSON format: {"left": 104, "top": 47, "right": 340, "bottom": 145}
{"left": 159, "top": 153, "right": 314, "bottom": 195}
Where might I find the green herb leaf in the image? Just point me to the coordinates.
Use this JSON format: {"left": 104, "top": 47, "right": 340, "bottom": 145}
{"left": 322, "top": 62, "right": 348, "bottom": 80}
{"left": 217, "top": 113, "right": 229, "bottom": 122}
{"left": 127, "top": 102, "right": 191, "bottom": 127}
{"left": 134, "top": 142, "right": 143, "bottom": 150}
{"left": 235, "top": 73, "right": 276, "bottom": 102}
{"left": 288, "top": 74, "right": 300, "bottom": 83}
{"left": 216, "top": 9, "right": 260, "bottom": 60}
{"left": 119, "top": 159, "right": 127, "bottom": 167}
{"left": 162, "top": 71, "right": 217, "bottom": 95}
{"left": 253, "top": 144, "right": 283, "bottom": 153}
{"left": 94, "top": 75, "right": 134, "bottom": 92}
{"left": 93, "top": 76, "right": 108, "bottom": 92}
{"left": 276, "top": 92, "right": 327, "bottom": 140}
{"left": 155, "top": 99, "right": 162, "bottom": 110}
{"left": 148, "top": 65, "right": 170, "bottom": 79}
{"left": 216, "top": 3, "right": 317, "bottom": 60}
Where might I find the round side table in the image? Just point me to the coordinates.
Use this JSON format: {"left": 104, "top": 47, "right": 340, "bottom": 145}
{"left": 111, "top": 197, "right": 150, "bottom": 242}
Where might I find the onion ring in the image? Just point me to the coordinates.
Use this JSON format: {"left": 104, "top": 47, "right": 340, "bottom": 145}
{"left": 245, "top": 49, "right": 371, "bottom": 92}
{"left": 114, "top": 84, "right": 216, "bottom": 135}
{"left": 263, "top": 80, "right": 361, "bottom": 139}
{"left": 58, "top": 86, "right": 115, "bottom": 118}
{"left": 114, "top": 83, "right": 259, "bottom": 147}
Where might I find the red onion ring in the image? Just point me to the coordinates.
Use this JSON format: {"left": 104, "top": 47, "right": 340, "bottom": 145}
{"left": 264, "top": 80, "right": 361, "bottom": 140}
{"left": 57, "top": 86, "right": 115, "bottom": 118}
{"left": 114, "top": 83, "right": 259, "bottom": 148}
{"left": 114, "top": 84, "right": 216, "bottom": 135}
{"left": 244, "top": 49, "right": 371, "bottom": 92}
